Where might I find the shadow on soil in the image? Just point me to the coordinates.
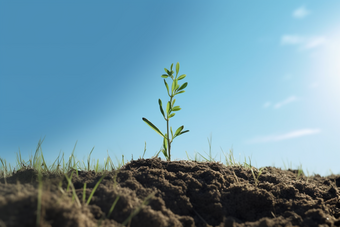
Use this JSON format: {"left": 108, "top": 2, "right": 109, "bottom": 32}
{"left": 1, "top": 157, "right": 340, "bottom": 227}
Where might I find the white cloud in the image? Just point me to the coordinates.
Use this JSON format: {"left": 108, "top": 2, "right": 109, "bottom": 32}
{"left": 281, "top": 35, "right": 304, "bottom": 45}
{"left": 281, "top": 35, "right": 326, "bottom": 51}
{"left": 302, "top": 37, "right": 326, "bottom": 50}
{"left": 246, "top": 128, "right": 321, "bottom": 143}
{"left": 263, "top": 102, "right": 271, "bottom": 108}
{"left": 310, "top": 29, "right": 340, "bottom": 75}
{"left": 293, "top": 6, "right": 311, "bottom": 19}
{"left": 274, "top": 96, "right": 298, "bottom": 109}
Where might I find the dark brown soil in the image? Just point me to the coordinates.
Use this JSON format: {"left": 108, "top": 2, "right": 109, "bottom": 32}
{"left": 1, "top": 157, "right": 340, "bottom": 227}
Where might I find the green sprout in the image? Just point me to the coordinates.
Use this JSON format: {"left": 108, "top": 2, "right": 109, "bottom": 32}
{"left": 142, "top": 62, "right": 189, "bottom": 161}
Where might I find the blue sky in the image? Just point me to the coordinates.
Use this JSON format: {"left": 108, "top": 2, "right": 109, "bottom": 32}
{"left": 1, "top": 1, "right": 339, "bottom": 177}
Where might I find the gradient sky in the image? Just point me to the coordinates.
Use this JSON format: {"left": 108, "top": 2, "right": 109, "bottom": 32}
{"left": 1, "top": 1, "right": 339, "bottom": 177}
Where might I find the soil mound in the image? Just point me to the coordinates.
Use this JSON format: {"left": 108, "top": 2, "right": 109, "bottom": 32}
{"left": 1, "top": 157, "right": 340, "bottom": 226}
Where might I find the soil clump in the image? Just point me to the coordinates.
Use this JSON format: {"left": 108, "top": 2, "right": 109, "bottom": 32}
{"left": 1, "top": 157, "right": 340, "bottom": 226}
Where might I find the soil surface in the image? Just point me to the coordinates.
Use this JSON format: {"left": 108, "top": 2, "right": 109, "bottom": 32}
{"left": 1, "top": 157, "right": 340, "bottom": 227}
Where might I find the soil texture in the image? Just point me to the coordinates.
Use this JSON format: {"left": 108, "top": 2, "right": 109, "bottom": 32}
{"left": 1, "top": 157, "right": 340, "bottom": 227}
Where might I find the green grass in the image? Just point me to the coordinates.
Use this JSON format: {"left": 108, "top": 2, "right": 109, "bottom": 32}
{"left": 0, "top": 135, "right": 331, "bottom": 226}
{"left": 0, "top": 137, "right": 155, "bottom": 227}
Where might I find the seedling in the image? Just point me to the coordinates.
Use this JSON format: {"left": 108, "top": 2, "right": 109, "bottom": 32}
{"left": 251, "top": 167, "right": 266, "bottom": 188}
{"left": 143, "top": 62, "right": 189, "bottom": 161}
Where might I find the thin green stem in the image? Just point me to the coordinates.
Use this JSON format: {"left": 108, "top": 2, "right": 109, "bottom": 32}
{"left": 166, "top": 118, "right": 169, "bottom": 160}
{"left": 167, "top": 91, "right": 174, "bottom": 161}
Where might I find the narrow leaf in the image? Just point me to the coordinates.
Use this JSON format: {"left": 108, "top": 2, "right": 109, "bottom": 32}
{"left": 163, "top": 134, "right": 168, "bottom": 159}
{"left": 164, "top": 80, "right": 170, "bottom": 96}
{"left": 161, "top": 74, "right": 168, "bottom": 78}
{"left": 178, "top": 82, "right": 188, "bottom": 91}
{"left": 163, "top": 136, "right": 167, "bottom": 150}
{"left": 177, "top": 74, "right": 186, "bottom": 80}
{"left": 174, "top": 126, "right": 184, "bottom": 137}
{"left": 175, "top": 90, "right": 185, "bottom": 95}
{"left": 164, "top": 68, "right": 168, "bottom": 73}
{"left": 158, "top": 99, "right": 165, "bottom": 118}
{"left": 166, "top": 101, "right": 171, "bottom": 115}
{"left": 168, "top": 113, "right": 175, "bottom": 118}
{"left": 171, "top": 99, "right": 176, "bottom": 108}
{"left": 176, "top": 62, "right": 179, "bottom": 77}
{"left": 174, "top": 79, "right": 178, "bottom": 92}
{"left": 162, "top": 148, "right": 168, "bottom": 159}
{"left": 170, "top": 63, "right": 173, "bottom": 71}
{"left": 179, "top": 130, "right": 189, "bottom": 135}
{"left": 142, "top": 118, "right": 165, "bottom": 138}
{"left": 172, "top": 106, "right": 181, "bottom": 111}
{"left": 171, "top": 80, "right": 177, "bottom": 93}
{"left": 170, "top": 126, "right": 174, "bottom": 139}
